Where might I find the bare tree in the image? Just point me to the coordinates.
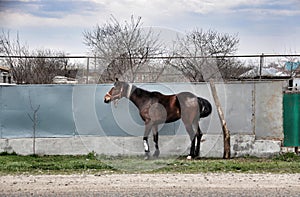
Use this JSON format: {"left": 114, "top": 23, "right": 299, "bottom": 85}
{"left": 167, "top": 29, "right": 250, "bottom": 82}
{"left": 27, "top": 93, "right": 40, "bottom": 155}
{"left": 0, "top": 30, "right": 30, "bottom": 83}
{"left": 26, "top": 49, "right": 71, "bottom": 84}
{"left": 277, "top": 51, "right": 300, "bottom": 77}
{"left": 83, "top": 15, "right": 163, "bottom": 83}
{"left": 0, "top": 30, "right": 76, "bottom": 84}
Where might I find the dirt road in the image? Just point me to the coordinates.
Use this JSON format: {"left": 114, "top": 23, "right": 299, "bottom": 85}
{"left": 1, "top": 173, "right": 300, "bottom": 196}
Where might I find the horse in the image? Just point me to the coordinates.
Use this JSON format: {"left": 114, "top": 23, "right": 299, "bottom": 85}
{"left": 104, "top": 79, "right": 212, "bottom": 159}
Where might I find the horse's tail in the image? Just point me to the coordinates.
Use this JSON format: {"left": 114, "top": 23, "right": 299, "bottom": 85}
{"left": 198, "top": 97, "right": 212, "bottom": 118}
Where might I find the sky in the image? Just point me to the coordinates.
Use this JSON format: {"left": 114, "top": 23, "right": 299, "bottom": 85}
{"left": 0, "top": 0, "right": 300, "bottom": 56}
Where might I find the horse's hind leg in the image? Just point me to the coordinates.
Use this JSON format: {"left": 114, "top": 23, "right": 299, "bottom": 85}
{"left": 185, "top": 124, "right": 196, "bottom": 159}
{"left": 189, "top": 135, "right": 196, "bottom": 159}
{"left": 152, "top": 125, "right": 160, "bottom": 158}
{"left": 195, "top": 126, "right": 203, "bottom": 158}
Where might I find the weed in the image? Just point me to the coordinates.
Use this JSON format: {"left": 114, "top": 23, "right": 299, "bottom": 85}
{"left": 274, "top": 152, "right": 300, "bottom": 162}
{"left": 0, "top": 151, "right": 17, "bottom": 156}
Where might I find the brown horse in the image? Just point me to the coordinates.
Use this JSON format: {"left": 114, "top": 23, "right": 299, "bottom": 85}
{"left": 104, "top": 79, "right": 212, "bottom": 159}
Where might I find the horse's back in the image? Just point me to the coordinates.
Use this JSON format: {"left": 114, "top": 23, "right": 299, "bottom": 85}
{"left": 176, "top": 92, "right": 212, "bottom": 119}
{"left": 176, "top": 91, "right": 197, "bottom": 98}
{"left": 176, "top": 92, "right": 199, "bottom": 107}
{"left": 176, "top": 92, "right": 199, "bottom": 111}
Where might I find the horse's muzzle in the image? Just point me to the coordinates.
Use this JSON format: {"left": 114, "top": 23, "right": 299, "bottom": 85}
{"left": 104, "top": 94, "right": 111, "bottom": 103}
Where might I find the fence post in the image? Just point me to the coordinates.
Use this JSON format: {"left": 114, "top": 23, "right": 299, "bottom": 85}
{"left": 94, "top": 55, "right": 97, "bottom": 71}
{"left": 86, "top": 57, "right": 90, "bottom": 84}
{"left": 259, "top": 53, "right": 264, "bottom": 80}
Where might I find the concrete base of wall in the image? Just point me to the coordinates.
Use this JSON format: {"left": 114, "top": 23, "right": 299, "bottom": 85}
{"left": 0, "top": 134, "right": 282, "bottom": 158}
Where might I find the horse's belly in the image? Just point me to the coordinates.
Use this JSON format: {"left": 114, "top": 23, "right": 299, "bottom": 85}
{"left": 165, "top": 109, "right": 181, "bottom": 123}
{"left": 165, "top": 116, "right": 180, "bottom": 123}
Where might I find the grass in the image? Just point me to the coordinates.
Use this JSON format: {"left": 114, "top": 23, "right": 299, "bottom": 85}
{"left": 0, "top": 152, "right": 115, "bottom": 175}
{"left": 0, "top": 152, "right": 299, "bottom": 175}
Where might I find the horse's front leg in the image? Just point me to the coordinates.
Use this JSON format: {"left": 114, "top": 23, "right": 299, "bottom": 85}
{"left": 143, "top": 121, "right": 152, "bottom": 160}
{"left": 152, "top": 124, "right": 160, "bottom": 158}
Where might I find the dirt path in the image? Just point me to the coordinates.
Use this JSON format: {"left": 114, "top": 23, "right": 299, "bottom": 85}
{"left": 1, "top": 173, "right": 300, "bottom": 196}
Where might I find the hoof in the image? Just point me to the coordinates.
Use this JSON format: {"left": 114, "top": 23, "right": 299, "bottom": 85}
{"left": 186, "top": 155, "right": 192, "bottom": 160}
{"left": 153, "top": 150, "right": 160, "bottom": 158}
{"left": 144, "top": 152, "right": 150, "bottom": 160}
{"left": 144, "top": 155, "right": 150, "bottom": 160}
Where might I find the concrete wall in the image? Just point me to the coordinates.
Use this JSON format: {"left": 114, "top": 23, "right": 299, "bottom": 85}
{"left": 0, "top": 135, "right": 281, "bottom": 158}
{"left": 0, "top": 81, "right": 284, "bottom": 157}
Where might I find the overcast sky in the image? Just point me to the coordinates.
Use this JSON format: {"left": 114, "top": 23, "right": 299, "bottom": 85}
{"left": 0, "top": 0, "right": 299, "bottom": 55}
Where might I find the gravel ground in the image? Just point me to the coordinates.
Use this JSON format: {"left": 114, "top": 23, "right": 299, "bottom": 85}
{"left": 1, "top": 173, "right": 300, "bottom": 197}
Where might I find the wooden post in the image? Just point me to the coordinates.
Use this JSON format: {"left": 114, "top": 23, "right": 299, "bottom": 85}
{"left": 209, "top": 80, "right": 231, "bottom": 159}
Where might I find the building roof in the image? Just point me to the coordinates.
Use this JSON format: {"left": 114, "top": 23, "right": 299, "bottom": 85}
{"left": 0, "top": 66, "right": 10, "bottom": 72}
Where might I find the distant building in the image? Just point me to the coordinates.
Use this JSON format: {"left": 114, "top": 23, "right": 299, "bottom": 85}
{"left": 53, "top": 76, "right": 78, "bottom": 84}
{"left": 240, "top": 66, "right": 290, "bottom": 79}
{"left": 0, "top": 66, "right": 13, "bottom": 84}
{"left": 285, "top": 61, "right": 300, "bottom": 74}
{"left": 135, "top": 65, "right": 190, "bottom": 83}
{"left": 285, "top": 62, "right": 300, "bottom": 91}
{"left": 52, "top": 69, "right": 78, "bottom": 84}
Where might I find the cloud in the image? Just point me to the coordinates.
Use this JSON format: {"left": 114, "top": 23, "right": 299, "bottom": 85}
{"left": 1, "top": 0, "right": 299, "bottom": 28}
{"left": 1, "top": 0, "right": 299, "bottom": 54}
{"left": 231, "top": 0, "right": 300, "bottom": 17}
{"left": 0, "top": 0, "right": 107, "bottom": 28}
{"left": 0, "top": 0, "right": 103, "bottom": 18}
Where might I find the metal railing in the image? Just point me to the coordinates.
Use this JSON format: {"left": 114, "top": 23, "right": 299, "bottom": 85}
{"left": 1, "top": 53, "right": 299, "bottom": 84}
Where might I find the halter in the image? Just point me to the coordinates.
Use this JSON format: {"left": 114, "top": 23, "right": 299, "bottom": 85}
{"left": 126, "top": 83, "right": 132, "bottom": 98}
{"left": 105, "top": 83, "right": 132, "bottom": 107}
{"left": 105, "top": 88, "right": 123, "bottom": 101}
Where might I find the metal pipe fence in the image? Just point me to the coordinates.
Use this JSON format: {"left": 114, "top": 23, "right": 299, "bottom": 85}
{"left": 1, "top": 54, "right": 299, "bottom": 84}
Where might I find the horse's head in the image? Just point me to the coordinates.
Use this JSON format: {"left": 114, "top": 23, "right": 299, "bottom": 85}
{"left": 104, "top": 78, "right": 129, "bottom": 105}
